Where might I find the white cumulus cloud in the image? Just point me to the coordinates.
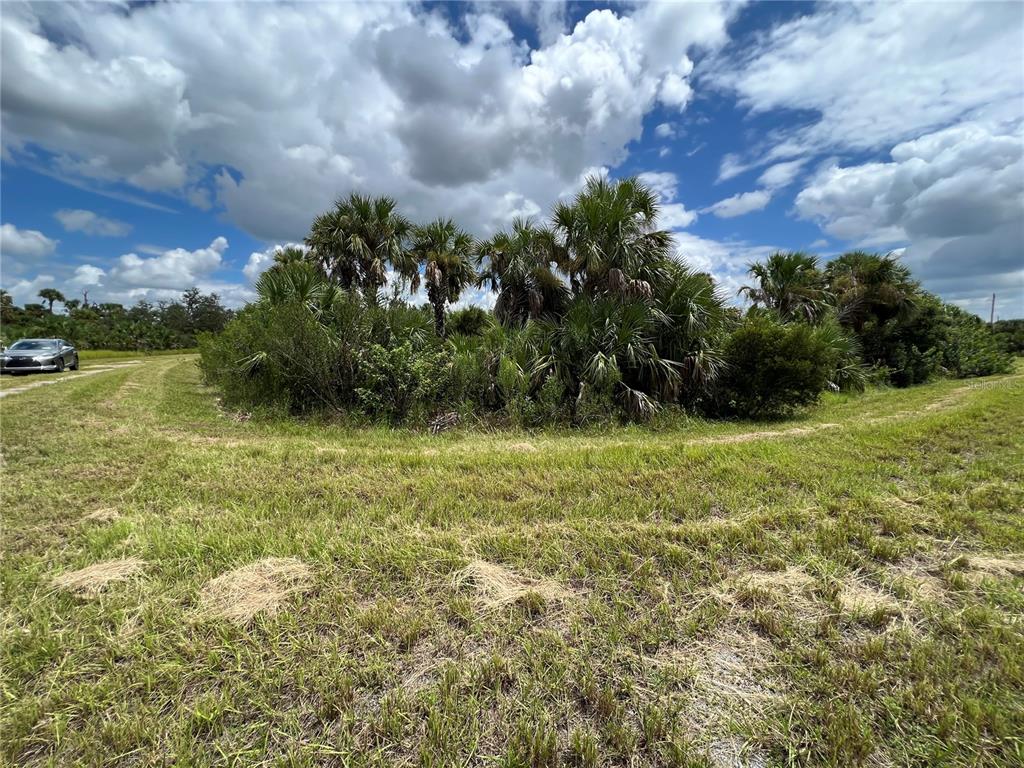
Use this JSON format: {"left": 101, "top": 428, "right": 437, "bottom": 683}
{"left": 1, "top": 222, "right": 57, "bottom": 258}
{"left": 704, "top": 189, "right": 772, "bottom": 219}
{"left": 1, "top": 1, "right": 737, "bottom": 242}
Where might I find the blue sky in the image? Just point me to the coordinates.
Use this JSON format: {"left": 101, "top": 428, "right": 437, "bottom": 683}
{"left": 2, "top": 1, "right": 1022, "bottom": 317}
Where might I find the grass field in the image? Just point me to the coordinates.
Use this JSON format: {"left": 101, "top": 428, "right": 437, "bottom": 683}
{"left": 2, "top": 355, "right": 1022, "bottom": 767}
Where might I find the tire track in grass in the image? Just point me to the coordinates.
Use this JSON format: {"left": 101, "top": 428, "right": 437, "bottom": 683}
{"left": 0, "top": 362, "right": 143, "bottom": 399}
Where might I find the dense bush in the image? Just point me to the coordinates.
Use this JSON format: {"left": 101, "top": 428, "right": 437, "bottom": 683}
{"left": 714, "top": 315, "right": 839, "bottom": 418}
{"left": 992, "top": 319, "right": 1024, "bottom": 355}
{"left": 447, "top": 306, "right": 491, "bottom": 337}
{"left": 850, "top": 294, "right": 1012, "bottom": 385}
{"left": 198, "top": 178, "right": 1017, "bottom": 427}
{"left": 941, "top": 306, "right": 1015, "bottom": 378}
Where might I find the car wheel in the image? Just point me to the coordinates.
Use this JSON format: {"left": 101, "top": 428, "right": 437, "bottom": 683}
{"left": 55, "top": 357, "right": 65, "bottom": 373}
{"left": 70, "top": 355, "right": 79, "bottom": 371}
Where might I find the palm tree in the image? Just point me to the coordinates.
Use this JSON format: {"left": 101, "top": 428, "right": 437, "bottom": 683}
{"left": 532, "top": 296, "right": 679, "bottom": 421}
{"left": 405, "top": 218, "right": 476, "bottom": 337}
{"left": 305, "top": 194, "right": 411, "bottom": 299}
{"left": 739, "top": 251, "right": 829, "bottom": 323}
{"left": 272, "top": 246, "right": 308, "bottom": 268}
{"left": 476, "top": 217, "right": 568, "bottom": 326}
{"left": 38, "top": 288, "right": 65, "bottom": 313}
{"left": 552, "top": 175, "right": 673, "bottom": 298}
{"left": 255, "top": 261, "right": 340, "bottom": 320}
{"left": 652, "top": 262, "right": 731, "bottom": 399}
{"left": 824, "top": 251, "right": 918, "bottom": 332}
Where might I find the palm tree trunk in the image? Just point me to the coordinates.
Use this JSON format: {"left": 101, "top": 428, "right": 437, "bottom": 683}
{"left": 429, "top": 289, "right": 446, "bottom": 337}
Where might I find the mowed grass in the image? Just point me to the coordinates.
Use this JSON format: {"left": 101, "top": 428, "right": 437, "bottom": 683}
{"left": 1, "top": 356, "right": 1022, "bottom": 767}
{"left": 0, "top": 350, "right": 194, "bottom": 391}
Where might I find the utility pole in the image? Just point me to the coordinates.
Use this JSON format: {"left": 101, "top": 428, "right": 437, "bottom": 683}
{"left": 990, "top": 293, "right": 995, "bottom": 328}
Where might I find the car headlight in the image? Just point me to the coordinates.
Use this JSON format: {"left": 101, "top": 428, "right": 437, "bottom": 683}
{"left": 33, "top": 355, "right": 53, "bottom": 362}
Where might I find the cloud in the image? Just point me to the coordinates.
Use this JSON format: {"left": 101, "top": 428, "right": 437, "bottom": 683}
{"left": 757, "top": 159, "right": 806, "bottom": 189}
{"left": 704, "top": 1, "right": 1024, "bottom": 180}
{"left": 68, "top": 264, "right": 105, "bottom": 289}
{"left": 795, "top": 121, "right": 1024, "bottom": 315}
{"left": 5, "top": 273, "right": 57, "bottom": 305}
{"left": 795, "top": 122, "right": 1023, "bottom": 243}
{"left": 704, "top": 189, "right": 772, "bottom": 218}
{"left": 654, "top": 122, "right": 675, "bottom": 139}
{"left": 716, "top": 152, "right": 750, "bottom": 182}
{"left": 708, "top": 2, "right": 1024, "bottom": 164}
{"left": 1, "top": 222, "right": 57, "bottom": 258}
{"left": 108, "top": 236, "right": 228, "bottom": 291}
{"left": 54, "top": 209, "right": 131, "bottom": 237}
{"left": 636, "top": 171, "right": 698, "bottom": 229}
{"left": 672, "top": 231, "right": 779, "bottom": 301}
{"left": 2, "top": 1, "right": 737, "bottom": 242}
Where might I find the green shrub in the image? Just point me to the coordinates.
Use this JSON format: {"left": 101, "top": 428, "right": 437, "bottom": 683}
{"left": 992, "top": 319, "right": 1024, "bottom": 355}
{"left": 199, "top": 301, "right": 347, "bottom": 414}
{"left": 941, "top": 308, "right": 1014, "bottom": 377}
{"left": 853, "top": 295, "right": 1013, "bottom": 385}
{"left": 715, "top": 315, "right": 837, "bottom": 418}
{"left": 447, "top": 306, "right": 491, "bottom": 337}
{"left": 355, "top": 342, "right": 453, "bottom": 421}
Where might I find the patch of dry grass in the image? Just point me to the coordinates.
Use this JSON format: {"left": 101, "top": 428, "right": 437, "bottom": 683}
{"left": 82, "top": 507, "right": 121, "bottom": 522}
{"left": 453, "top": 559, "right": 571, "bottom": 610}
{"left": 690, "top": 423, "right": 839, "bottom": 445}
{"left": 838, "top": 577, "right": 899, "bottom": 614}
{"left": 962, "top": 554, "right": 1024, "bottom": 583}
{"left": 51, "top": 558, "right": 146, "bottom": 597}
{"left": 198, "top": 557, "right": 313, "bottom": 624}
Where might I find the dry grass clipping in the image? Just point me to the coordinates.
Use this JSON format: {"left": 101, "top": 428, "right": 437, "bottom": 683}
{"left": 51, "top": 558, "right": 146, "bottom": 597}
{"left": 198, "top": 557, "right": 313, "bottom": 624}
{"left": 838, "top": 578, "right": 899, "bottom": 614}
{"left": 83, "top": 507, "right": 120, "bottom": 522}
{"left": 652, "top": 627, "right": 776, "bottom": 767}
{"left": 454, "top": 559, "right": 570, "bottom": 610}
{"left": 964, "top": 555, "right": 1024, "bottom": 582}
{"left": 726, "top": 567, "right": 818, "bottom": 615}
{"left": 506, "top": 441, "right": 538, "bottom": 453}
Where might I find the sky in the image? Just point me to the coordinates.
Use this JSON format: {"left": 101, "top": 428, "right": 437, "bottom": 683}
{"left": 1, "top": 0, "right": 1022, "bottom": 319}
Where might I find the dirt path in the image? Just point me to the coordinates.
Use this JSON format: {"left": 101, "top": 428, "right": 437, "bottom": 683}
{"left": 0, "top": 362, "right": 144, "bottom": 399}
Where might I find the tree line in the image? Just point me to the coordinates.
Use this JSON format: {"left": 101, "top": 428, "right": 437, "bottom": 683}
{"left": 1, "top": 287, "right": 233, "bottom": 350}
{"left": 188, "top": 175, "right": 1012, "bottom": 424}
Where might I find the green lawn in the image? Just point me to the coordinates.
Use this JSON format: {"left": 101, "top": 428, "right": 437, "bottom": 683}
{"left": 2, "top": 355, "right": 1022, "bottom": 767}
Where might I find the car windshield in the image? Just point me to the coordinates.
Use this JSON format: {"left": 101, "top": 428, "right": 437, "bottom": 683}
{"left": 8, "top": 340, "right": 57, "bottom": 350}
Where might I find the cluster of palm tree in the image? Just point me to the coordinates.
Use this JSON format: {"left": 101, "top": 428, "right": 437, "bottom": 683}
{"left": 218, "top": 175, "right": 1003, "bottom": 422}
{"left": 734, "top": 247, "right": 1012, "bottom": 388}
{"left": 252, "top": 176, "right": 731, "bottom": 417}
{"left": 738, "top": 249, "right": 918, "bottom": 328}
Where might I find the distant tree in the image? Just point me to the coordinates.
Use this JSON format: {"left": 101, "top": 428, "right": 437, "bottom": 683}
{"left": 38, "top": 288, "right": 66, "bottom": 313}
{"left": 22, "top": 303, "right": 47, "bottom": 320}
{"left": 740, "top": 251, "right": 830, "bottom": 323}
{"left": 404, "top": 218, "right": 476, "bottom": 337}
{"left": 0, "top": 290, "right": 14, "bottom": 325}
